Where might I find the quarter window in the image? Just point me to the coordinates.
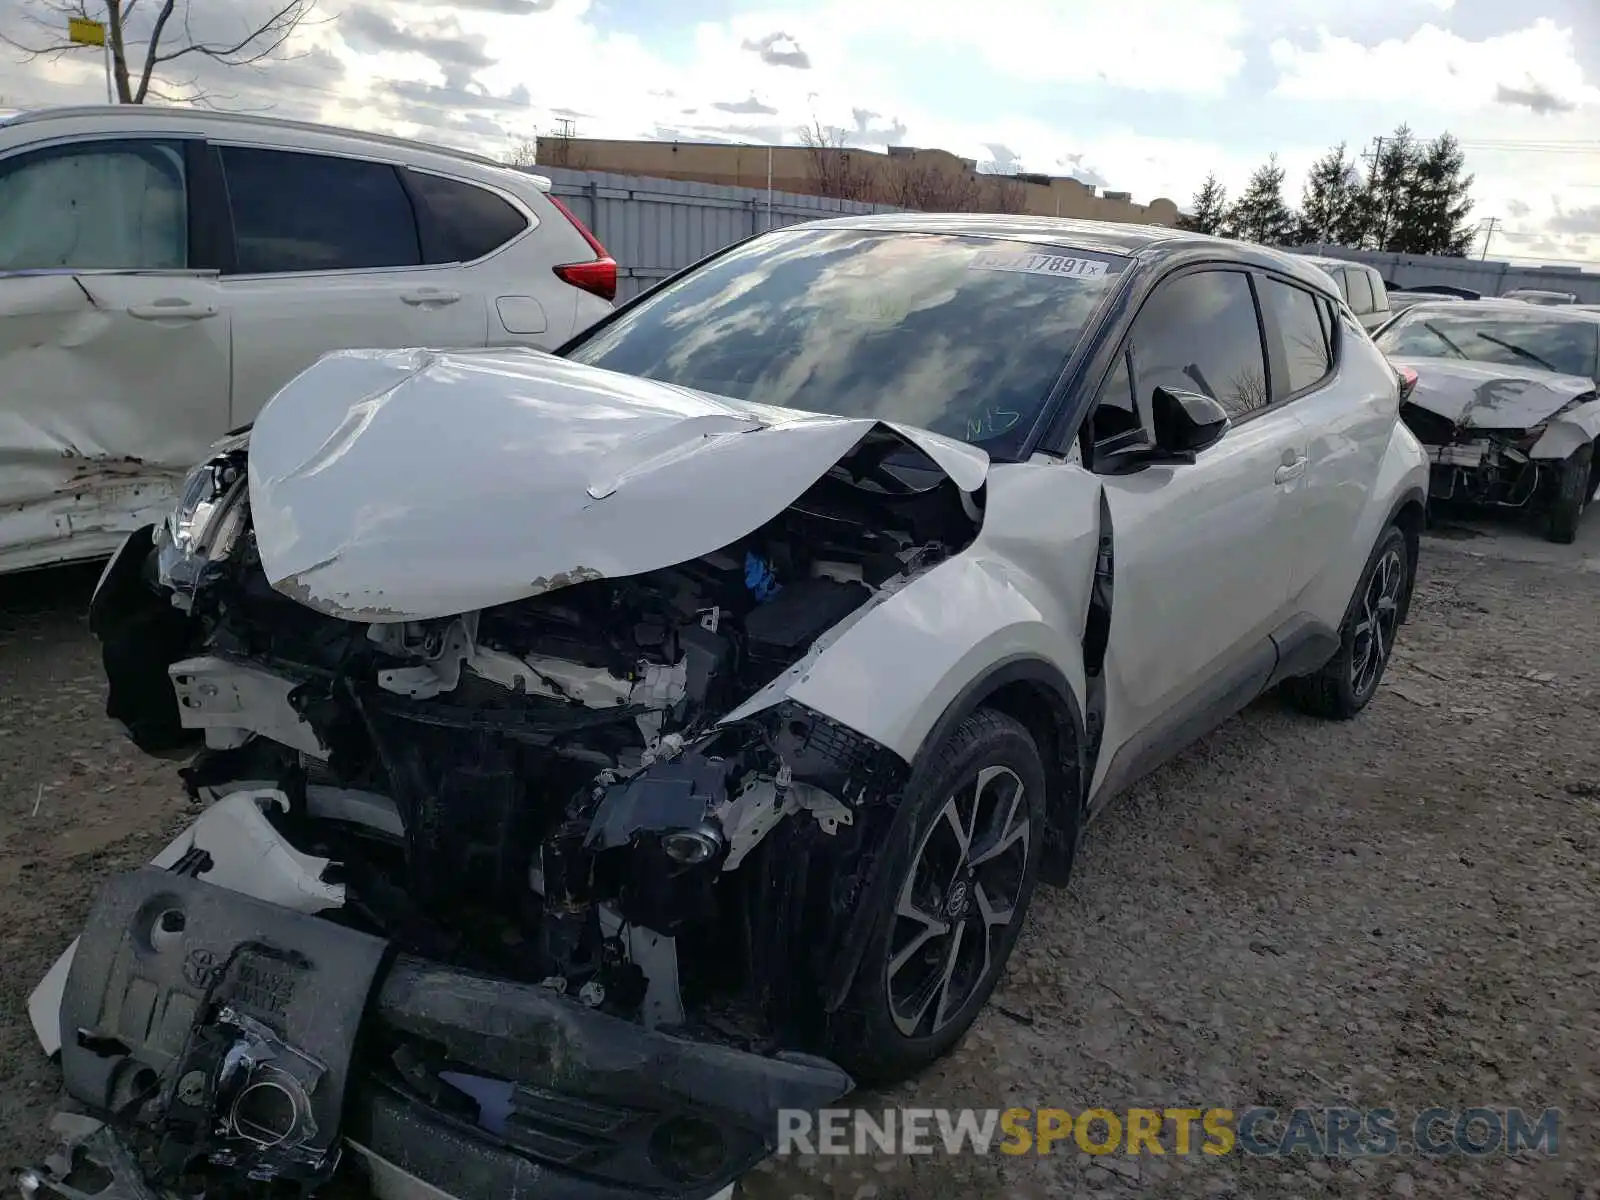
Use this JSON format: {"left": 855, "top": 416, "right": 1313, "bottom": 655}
{"left": 1090, "top": 348, "right": 1141, "bottom": 450}
{"left": 0, "top": 139, "right": 188, "bottom": 270}
{"left": 407, "top": 170, "right": 529, "bottom": 263}
{"left": 219, "top": 146, "right": 421, "bottom": 274}
{"left": 1130, "top": 270, "right": 1270, "bottom": 421}
{"left": 1344, "top": 267, "right": 1374, "bottom": 315}
{"left": 1260, "top": 277, "right": 1334, "bottom": 400}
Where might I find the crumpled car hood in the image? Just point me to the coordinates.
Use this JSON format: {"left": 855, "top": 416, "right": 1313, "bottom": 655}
{"left": 248, "top": 347, "right": 989, "bottom": 622}
{"left": 1392, "top": 356, "right": 1595, "bottom": 430}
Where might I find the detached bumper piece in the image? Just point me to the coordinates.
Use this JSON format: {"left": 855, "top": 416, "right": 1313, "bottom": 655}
{"left": 356, "top": 960, "right": 851, "bottom": 1199}
{"left": 34, "top": 869, "right": 852, "bottom": 1200}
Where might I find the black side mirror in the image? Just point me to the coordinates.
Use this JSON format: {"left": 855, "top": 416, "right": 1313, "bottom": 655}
{"left": 1149, "top": 386, "right": 1230, "bottom": 461}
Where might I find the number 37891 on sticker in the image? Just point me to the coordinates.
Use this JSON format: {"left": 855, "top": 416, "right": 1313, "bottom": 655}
{"left": 969, "top": 251, "right": 1110, "bottom": 279}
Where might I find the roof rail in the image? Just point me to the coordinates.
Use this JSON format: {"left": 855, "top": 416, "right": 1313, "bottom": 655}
{"left": 2, "top": 105, "right": 509, "bottom": 170}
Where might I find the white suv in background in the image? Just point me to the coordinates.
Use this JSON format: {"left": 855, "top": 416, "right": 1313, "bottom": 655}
{"left": 0, "top": 106, "right": 615, "bottom": 575}
{"left": 1302, "top": 255, "right": 1392, "bottom": 332}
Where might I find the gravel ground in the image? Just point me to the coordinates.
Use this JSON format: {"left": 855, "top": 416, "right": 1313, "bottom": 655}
{"left": 1, "top": 513, "right": 1597, "bottom": 1200}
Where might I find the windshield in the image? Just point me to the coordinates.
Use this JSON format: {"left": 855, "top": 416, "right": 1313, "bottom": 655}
{"left": 564, "top": 228, "right": 1126, "bottom": 459}
{"left": 1374, "top": 308, "right": 1599, "bottom": 379}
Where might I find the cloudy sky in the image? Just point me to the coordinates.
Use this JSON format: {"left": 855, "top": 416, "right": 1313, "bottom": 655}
{"left": 4, "top": 0, "right": 1600, "bottom": 263}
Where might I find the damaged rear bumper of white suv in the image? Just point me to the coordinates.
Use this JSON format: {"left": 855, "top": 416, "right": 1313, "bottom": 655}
{"left": 25, "top": 348, "right": 999, "bottom": 1200}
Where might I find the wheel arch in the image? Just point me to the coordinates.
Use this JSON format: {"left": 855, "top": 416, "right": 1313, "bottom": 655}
{"left": 820, "top": 654, "right": 1085, "bottom": 1014}
{"left": 1385, "top": 485, "right": 1426, "bottom": 625}
{"left": 911, "top": 656, "right": 1087, "bottom": 863}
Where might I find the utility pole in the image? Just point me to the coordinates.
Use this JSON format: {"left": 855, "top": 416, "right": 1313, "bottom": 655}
{"left": 1479, "top": 216, "right": 1500, "bottom": 261}
{"left": 1359, "top": 135, "right": 1387, "bottom": 250}
{"left": 1361, "top": 136, "right": 1386, "bottom": 180}
{"left": 554, "top": 117, "right": 575, "bottom": 139}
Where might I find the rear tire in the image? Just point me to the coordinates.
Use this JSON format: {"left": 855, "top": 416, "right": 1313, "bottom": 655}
{"left": 1285, "top": 524, "right": 1410, "bottom": 721}
{"left": 822, "top": 708, "right": 1045, "bottom": 1085}
{"left": 1545, "top": 442, "right": 1593, "bottom": 545}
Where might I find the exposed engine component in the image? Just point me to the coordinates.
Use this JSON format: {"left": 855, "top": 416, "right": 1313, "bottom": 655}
{"left": 57, "top": 868, "right": 388, "bottom": 1190}
{"left": 105, "top": 435, "right": 976, "bottom": 1053}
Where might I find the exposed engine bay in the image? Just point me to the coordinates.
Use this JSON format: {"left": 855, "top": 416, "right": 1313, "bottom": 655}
{"left": 94, "top": 429, "right": 981, "bottom": 1059}
{"left": 30, "top": 344, "right": 1003, "bottom": 1198}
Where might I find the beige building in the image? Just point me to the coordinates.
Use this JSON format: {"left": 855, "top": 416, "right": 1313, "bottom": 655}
{"left": 536, "top": 136, "right": 1180, "bottom": 227}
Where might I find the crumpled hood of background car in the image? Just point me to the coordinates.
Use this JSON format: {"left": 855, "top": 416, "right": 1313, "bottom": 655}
{"left": 247, "top": 347, "right": 989, "bottom": 622}
{"left": 1392, "top": 356, "right": 1595, "bottom": 430}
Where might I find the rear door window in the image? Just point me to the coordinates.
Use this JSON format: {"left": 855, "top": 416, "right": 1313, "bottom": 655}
{"left": 406, "top": 170, "right": 530, "bottom": 264}
{"left": 1259, "top": 276, "right": 1334, "bottom": 400}
{"left": 219, "top": 146, "right": 421, "bottom": 274}
{"left": 1129, "top": 269, "right": 1271, "bottom": 420}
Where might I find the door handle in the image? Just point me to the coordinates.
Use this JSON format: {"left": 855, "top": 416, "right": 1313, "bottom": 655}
{"left": 1274, "top": 456, "right": 1309, "bottom": 485}
{"left": 127, "top": 300, "right": 218, "bottom": 321}
{"left": 401, "top": 288, "right": 462, "bottom": 307}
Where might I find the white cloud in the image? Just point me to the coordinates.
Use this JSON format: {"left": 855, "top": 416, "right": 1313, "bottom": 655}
{"left": 6, "top": 0, "right": 1600, "bottom": 262}
{"left": 831, "top": 0, "right": 1249, "bottom": 94}
{"left": 1270, "top": 18, "right": 1600, "bottom": 111}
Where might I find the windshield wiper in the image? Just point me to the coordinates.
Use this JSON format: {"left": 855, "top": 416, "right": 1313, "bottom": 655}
{"left": 1421, "top": 321, "right": 1466, "bottom": 358}
{"left": 1475, "top": 332, "right": 1559, "bottom": 373}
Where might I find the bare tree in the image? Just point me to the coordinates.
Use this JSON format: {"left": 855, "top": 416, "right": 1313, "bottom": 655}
{"left": 983, "top": 173, "right": 1029, "bottom": 214}
{"left": 506, "top": 136, "right": 538, "bottom": 168}
{"left": 885, "top": 157, "right": 982, "bottom": 212}
{"left": 2, "top": 0, "right": 317, "bottom": 105}
{"left": 798, "top": 119, "right": 875, "bottom": 202}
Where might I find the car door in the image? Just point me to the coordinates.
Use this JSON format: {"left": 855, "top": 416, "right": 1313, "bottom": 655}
{"left": 1266, "top": 285, "right": 1398, "bottom": 606}
{"left": 0, "top": 136, "right": 231, "bottom": 573}
{"left": 1083, "top": 266, "right": 1309, "bottom": 806}
{"left": 214, "top": 143, "right": 488, "bottom": 428}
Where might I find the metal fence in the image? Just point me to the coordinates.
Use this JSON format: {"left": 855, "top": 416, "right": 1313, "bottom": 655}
{"left": 519, "top": 168, "right": 1600, "bottom": 306}
{"left": 1291, "top": 244, "right": 1600, "bottom": 303}
{"left": 525, "top": 166, "right": 903, "bottom": 302}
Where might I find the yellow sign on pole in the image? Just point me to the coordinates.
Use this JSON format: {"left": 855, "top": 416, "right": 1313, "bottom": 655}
{"left": 67, "top": 17, "right": 106, "bottom": 47}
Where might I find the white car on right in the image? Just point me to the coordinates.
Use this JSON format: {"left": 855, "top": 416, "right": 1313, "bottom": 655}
{"left": 1376, "top": 300, "right": 1600, "bottom": 541}
{"left": 1501, "top": 288, "right": 1578, "bottom": 307}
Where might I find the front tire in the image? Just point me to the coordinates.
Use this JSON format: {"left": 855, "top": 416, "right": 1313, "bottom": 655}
{"left": 1285, "top": 524, "right": 1410, "bottom": 720}
{"left": 823, "top": 708, "right": 1045, "bottom": 1085}
{"left": 1545, "top": 442, "right": 1593, "bottom": 544}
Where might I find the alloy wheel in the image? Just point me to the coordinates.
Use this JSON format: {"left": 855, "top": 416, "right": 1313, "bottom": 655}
{"left": 885, "top": 764, "right": 1031, "bottom": 1038}
{"left": 1350, "top": 544, "right": 1405, "bottom": 699}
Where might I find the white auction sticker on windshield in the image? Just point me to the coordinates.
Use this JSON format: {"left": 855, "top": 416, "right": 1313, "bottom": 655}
{"left": 970, "top": 251, "right": 1110, "bottom": 279}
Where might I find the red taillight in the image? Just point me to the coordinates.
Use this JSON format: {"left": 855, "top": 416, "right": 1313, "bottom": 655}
{"left": 548, "top": 194, "right": 617, "bottom": 302}
{"left": 1397, "top": 365, "right": 1418, "bottom": 403}
{"left": 554, "top": 258, "right": 617, "bottom": 303}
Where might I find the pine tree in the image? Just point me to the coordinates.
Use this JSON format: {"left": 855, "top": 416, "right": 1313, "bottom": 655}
{"left": 1392, "top": 133, "right": 1476, "bottom": 256}
{"left": 1362, "top": 125, "right": 1420, "bottom": 251}
{"left": 1223, "top": 155, "right": 1297, "bottom": 246}
{"left": 1181, "top": 172, "right": 1229, "bottom": 235}
{"left": 1297, "top": 143, "right": 1363, "bottom": 247}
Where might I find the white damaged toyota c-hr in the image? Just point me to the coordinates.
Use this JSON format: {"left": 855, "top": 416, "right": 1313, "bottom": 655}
{"left": 29, "top": 215, "right": 1427, "bottom": 1200}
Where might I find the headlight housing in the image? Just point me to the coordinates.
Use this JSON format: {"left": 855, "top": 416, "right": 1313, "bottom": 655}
{"left": 156, "top": 431, "right": 251, "bottom": 603}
